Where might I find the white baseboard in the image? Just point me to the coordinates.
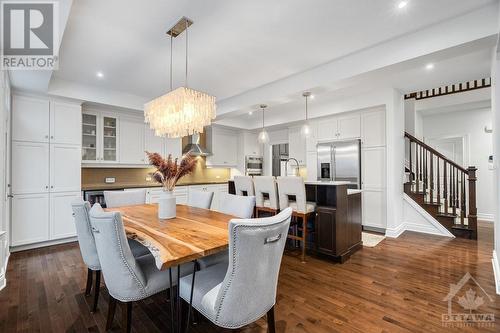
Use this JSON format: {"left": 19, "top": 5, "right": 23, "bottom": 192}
{"left": 385, "top": 223, "right": 406, "bottom": 238}
{"left": 477, "top": 213, "right": 494, "bottom": 222}
{"left": 10, "top": 237, "right": 77, "bottom": 252}
{"left": 493, "top": 250, "right": 500, "bottom": 295}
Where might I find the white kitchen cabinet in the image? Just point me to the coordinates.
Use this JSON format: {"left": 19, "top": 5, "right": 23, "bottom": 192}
{"left": 207, "top": 127, "right": 238, "bottom": 167}
{"left": 306, "top": 151, "right": 318, "bottom": 181}
{"left": 241, "top": 132, "right": 260, "bottom": 156}
{"left": 12, "top": 141, "right": 49, "bottom": 194}
{"left": 119, "top": 117, "right": 145, "bottom": 164}
{"left": 144, "top": 126, "right": 164, "bottom": 161}
{"left": 316, "top": 113, "right": 361, "bottom": 142}
{"left": 337, "top": 114, "right": 361, "bottom": 140}
{"left": 12, "top": 95, "right": 50, "bottom": 143}
{"left": 11, "top": 194, "right": 49, "bottom": 246}
{"left": 50, "top": 144, "right": 82, "bottom": 192}
{"left": 288, "top": 127, "right": 306, "bottom": 166}
{"left": 148, "top": 186, "right": 188, "bottom": 205}
{"left": 361, "top": 147, "right": 385, "bottom": 189}
{"left": 50, "top": 192, "right": 80, "bottom": 239}
{"left": 361, "top": 109, "right": 385, "bottom": 147}
{"left": 165, "top": 137, "right": 183, "bottom": 160}
{"left": 50, "top": 101, "right": 82, "bottom": 145}
{"left": 362, "top": 190, "right": 386, "bottom": 229}
{"left": 317, "top": 118, "right": 337, "bottom": 142}
{"left": 82, "top": 111, "right": 119, "bottom": 163}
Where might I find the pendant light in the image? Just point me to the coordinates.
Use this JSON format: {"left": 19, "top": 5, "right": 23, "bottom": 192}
{"left": 144, "top": 17, "right": 216, "bottom": 138}
{"left": 258, "top": 104, "right": 269, "bottom": 144}
{"left": 301, "top": 92, "right": 311, "bottom": 138}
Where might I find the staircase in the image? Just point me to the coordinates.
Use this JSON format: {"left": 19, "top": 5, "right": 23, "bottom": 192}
{"left": 404, "top": 132, "right": 478, "bottom": 239}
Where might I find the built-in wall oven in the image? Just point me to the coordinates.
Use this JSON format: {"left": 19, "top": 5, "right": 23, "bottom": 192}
{"left": 245, "top": 155, "right": 263, "bottom": 176}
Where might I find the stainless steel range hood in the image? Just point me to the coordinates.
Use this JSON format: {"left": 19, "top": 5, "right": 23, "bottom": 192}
{"left": 182, "top": 132, "right": 211, "bottom": 156}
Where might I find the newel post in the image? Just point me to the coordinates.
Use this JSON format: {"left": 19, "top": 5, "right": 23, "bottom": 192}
{"left": 467, "top": 166, "right": 477, "bottom": 239}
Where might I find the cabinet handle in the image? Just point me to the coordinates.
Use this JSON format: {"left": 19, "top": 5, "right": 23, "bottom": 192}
{"left": 45, "top": 135, "right": 48, "bottom": 139}
{"left": 50, "top": 185, "right": 54, "bottom": 189}
{"left": 50, "top": 136, "right": 54, "bottom": 139}
{"left": 45, "top": 185, "right": 48, "bottom": 189}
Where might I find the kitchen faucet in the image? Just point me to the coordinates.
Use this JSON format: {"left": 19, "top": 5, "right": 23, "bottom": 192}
{"left": 285, "top": 158, "right": 300, "bottom": 176}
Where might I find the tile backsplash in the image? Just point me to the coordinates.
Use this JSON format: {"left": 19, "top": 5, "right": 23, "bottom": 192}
{"left": 82, "top": 157, "right": 231, "bottom": 187}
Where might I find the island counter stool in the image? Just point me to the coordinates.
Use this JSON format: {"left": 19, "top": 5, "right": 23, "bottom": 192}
{"left": 254, "top": 176, "right": 280, "bottom": 217}
{"left": 276, "top": 176, "right": 316, "bottom": 262}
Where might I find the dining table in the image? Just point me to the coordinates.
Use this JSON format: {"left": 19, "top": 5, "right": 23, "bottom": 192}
{"left": 104, "top": 203, "right": 235, "bottom": 333}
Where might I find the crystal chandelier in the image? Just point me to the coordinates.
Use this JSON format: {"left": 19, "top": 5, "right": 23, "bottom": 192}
{"left": 145, "top": 17, "right": 216, "bottom": 138}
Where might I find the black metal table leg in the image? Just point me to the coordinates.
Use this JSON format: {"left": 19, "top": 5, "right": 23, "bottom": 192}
{"left": 177, "top": 265, "right": 181, "bottom": 333}
{"left": 185, "top": 260, "right": 197, "bottom": 333}
{"left": 169, "top": 268, "right": 174, "bottom": 333}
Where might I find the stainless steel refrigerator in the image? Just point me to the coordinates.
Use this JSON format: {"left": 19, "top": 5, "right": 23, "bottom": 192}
{"left": 317, "top": 139, "right": 361, "bottom": 188}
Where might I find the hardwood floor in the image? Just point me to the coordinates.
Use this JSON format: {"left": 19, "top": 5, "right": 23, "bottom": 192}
{"left": 1, "top": 222, "right": 499, "bottom": 332}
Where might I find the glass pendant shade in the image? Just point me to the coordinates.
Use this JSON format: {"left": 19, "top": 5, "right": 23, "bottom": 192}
{"left": 144, "top": 87, "right": 216, "bottom": 138}
{"left": 300, "top": 122, "right": 311, "bottom": 138}
{"left": 258, "top": 129, "right": 269, "bottom": 144}
{"left": 144, "top": 17, "right": 216, "bottom": 138}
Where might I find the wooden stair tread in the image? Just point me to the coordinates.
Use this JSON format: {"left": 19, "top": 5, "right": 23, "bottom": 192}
{"left": 451, "top": 224, "right": 473, "bottom": 230}
{"left": 436, "top": 212, "right": 457, "bottom": 218}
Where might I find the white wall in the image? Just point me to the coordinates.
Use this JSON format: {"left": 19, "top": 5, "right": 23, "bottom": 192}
{"left": 491, "top": 48, "right": 500, "bottom": 295}
{"left": 421, "top": 107, "right": 494, "bottom": 220}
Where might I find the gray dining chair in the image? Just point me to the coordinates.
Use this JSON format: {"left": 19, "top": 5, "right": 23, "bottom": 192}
{"left": 88, "top": 204, "right": 192, "bottom": 332}
{"left": 234, "top": 175, "right": 255, "bottom": 196}
{"left": 71, "top": 200, "right": 151, "bottom": 313}
{"left": 187, "top": 190, "right": 214, "bottom": 209}
{"left": 179, "top": 207, "right": 292, "bottom": 332}
{"left": 197, "top": 193, "right": 256, "bottom": 270}
{"left": 104, "top": 189, "right": 146, "bottom": 208}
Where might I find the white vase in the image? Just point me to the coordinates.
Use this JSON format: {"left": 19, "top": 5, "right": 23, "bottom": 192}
{"left": 158, "top": 190, "right": 176, "bottom": 219}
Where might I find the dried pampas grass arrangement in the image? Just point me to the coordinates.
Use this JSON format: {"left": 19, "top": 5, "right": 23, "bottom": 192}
{"left": 146, "top": 151, "right": 197, "bottom": 191}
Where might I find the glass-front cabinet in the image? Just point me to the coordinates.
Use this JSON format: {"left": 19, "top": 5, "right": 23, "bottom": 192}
{"left": 82, "top": 111, "right": 119, "bottom": 163}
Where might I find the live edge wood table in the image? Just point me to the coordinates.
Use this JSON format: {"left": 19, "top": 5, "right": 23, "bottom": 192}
{"left": 105, "top": 204, "right": 235, "bottom": 333}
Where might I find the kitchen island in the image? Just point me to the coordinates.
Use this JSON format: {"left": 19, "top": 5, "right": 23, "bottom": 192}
{"left": 228, "top": 180, "right": 362, "bottom": 263}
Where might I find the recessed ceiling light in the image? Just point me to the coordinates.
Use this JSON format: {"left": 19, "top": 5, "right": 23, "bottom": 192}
{"left": 96, "top": 71, "right": 104, "bottom": 78}
{"left": 310, "top": 94, "right": 315, "bottom": 100}
{"left": 398, "top": 1, "right": 408, "bottom": 9}
{"left": 425, "top": 63, "right": 434, "bottom": 70}
{"left": 248, "top": 111, "right": 253, "bottom": 115}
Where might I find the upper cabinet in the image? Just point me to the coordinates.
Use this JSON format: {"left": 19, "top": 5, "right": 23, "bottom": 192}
{"left": 119, "top": 117, "right": 144, "bottom": 164}
{"left": 206, "top": 126, "right": 238, "bottom": 167}
{"left": 144, "top": 126, "right": 164, "bottom": 161}
{"left": 288, "top": 127, "right": 306, "bottom": 166}
{"left": 165, "top": 137, "right": 183, "bottom": 160}
{"left": 12, "top": 96, "right": 50, "bottom": 143}
{"left": 316, "top": 113, "right": 360, "bottom": 142}
{"left": 361, "top": 109, "right": 385, "bottom": 147}
{"left": 82, "top": 111, "right": 119, "bottom": 164}
{"left": 50, "top": 102, "right": 82, "bottom": 145}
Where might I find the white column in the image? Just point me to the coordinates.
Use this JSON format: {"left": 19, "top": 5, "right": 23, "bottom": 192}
{"left": 385, "top": 89, "right": 405, "bottom": 236}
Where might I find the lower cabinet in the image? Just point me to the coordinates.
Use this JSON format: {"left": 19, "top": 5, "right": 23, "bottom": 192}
{"left": 12, "top": 194, "right": 50, "bottom": 246}
{"left": 188, "top": 184, "right": 227, "bottom": 211}
{"left": 11, "top": 192, "right": 81, "bottom": 247}
{"left": 362, "top": 190, "right": 386, "bottom": 229}
{"left": 315, "top": 206, "right": 336, "bottom": 255}
{"left": 50, "top": 192, "right": 80, "bottom": 239}
{"left": 148, "top": 186, "right": 188, "bottom": 205}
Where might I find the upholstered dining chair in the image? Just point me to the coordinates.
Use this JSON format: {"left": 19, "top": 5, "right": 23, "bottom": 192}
{"left": 88, "top": 204, "right": 192, "bottom": 333}
{"left": 179, "top": 207, "right": 293, "bottom": 333}
{"left": 104, "top": 189, "right": 146, "bottom": 208}
{"left": 187, "top": 190, "right": 214, "bottom": 209}
{"left": 197, "top": 193, "right": 256, "bottom": 270}
{"left": 234, "top": 175, "right": 255, "bottom": 196}
{"left": 71, "top": 200, "right": 151, "bottom": 313}
{"left": 254, "top": 176, "right": 280, "bottom": 217}
{"left": 276, "top": 176, "right": 316, "bottom": 262}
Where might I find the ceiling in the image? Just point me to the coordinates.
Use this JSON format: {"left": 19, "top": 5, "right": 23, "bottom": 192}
{"left": 52, "top": 0, "right": 497, "bottom": 105}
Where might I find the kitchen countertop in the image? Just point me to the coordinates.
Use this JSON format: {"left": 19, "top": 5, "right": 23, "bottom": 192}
{"left": 304, "top": 180, "right": 355, "bottom": 186}
{"left": 347, "top": 189, "right": 362, "bottom": 195}
{"left": 82, "top": 181, "right": 229, "bottom": 191}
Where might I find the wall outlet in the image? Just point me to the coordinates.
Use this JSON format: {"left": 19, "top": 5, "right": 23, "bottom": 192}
{"left": 105, "top": 177, "right": 116, "bottom": 184}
